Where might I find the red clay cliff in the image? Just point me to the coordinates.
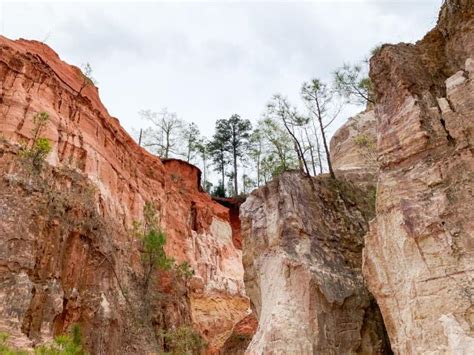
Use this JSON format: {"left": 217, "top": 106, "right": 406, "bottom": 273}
{"left": 0, "top": 35, "right": 249, "bottom": 353}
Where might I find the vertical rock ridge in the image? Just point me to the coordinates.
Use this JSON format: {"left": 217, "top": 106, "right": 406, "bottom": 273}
{"left": 240, "top": 172, "right": 391, "bottom": 354}
{"left": 364, "top": 1, "right": 474, "bottom": 353}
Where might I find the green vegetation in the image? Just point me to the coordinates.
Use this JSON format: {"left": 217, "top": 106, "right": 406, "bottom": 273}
{"left": 368, "top": 186, "right": 377, "bottom": 212}
{"left": 158, "top": 326, "right": 206, "bottom": 355}
{"left": 208, "top": 114, "right": 252, "bottom": 196}
{"left": 20, "top": 112, "right": 53, "bottom": 172}
{"left": 333, "top": 63, "right": 375, "bottom": 105}
{"left": 0, "top": 325, "right": 87, "bottom": 355}
{"left": 143, "top": 229, "right": 174, "bottom": 283}
{"left": 182, "top": 122, "right": 201, "bottom": 163}
{"left": 353, "top": 133, "right": 377, "bottom": 168}
{"left": 31, "top": 112, "right": 50, "bottom": 142}
{"left": 266, "top": 94, "right": 311, "bottom": 177}
{"left": 24, "top": 137, "right": 52, "bottom": 171}
{"left": 134, "top": 202, "right": 194, "bottom": 291}
{"left": 78, "top": 63, "right": 97, "bottom": 94}
{"left": 175, "top": 261, "right": 194, "bottom": 279}
{"left": 132, "top": 203, "right": 201, "bottom": 353}
{"left": 133, "top": 202, "right": 173, "bottom": 290}
{"left": 137, "top": 52, "right": 380, "bottom": 194}
{"left": 255, "top": 118, "right": 296, "bottom": 181}
{"left": 301, "top": 79, "right": 340, "bottom": 179}
{"left": 0, "top": 332, "right": 28, "bottom": 355}
{"left": 35, "top": 325, "right": 87, "bottom": 355}
{"left": 370, "top": 44, "right": 383, "bottom": 56}
{"left": 354, "top": 134, "right": 375, "bottom": 149}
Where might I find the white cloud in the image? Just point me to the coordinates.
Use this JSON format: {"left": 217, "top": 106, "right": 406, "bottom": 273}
{"left": 1, "top": 0, "right": 441, "bottom": 140}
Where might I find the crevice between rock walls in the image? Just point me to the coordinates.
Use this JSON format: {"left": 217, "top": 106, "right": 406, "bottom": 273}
{"left": 213, "top": 197, "right": 245, "bottom": 250}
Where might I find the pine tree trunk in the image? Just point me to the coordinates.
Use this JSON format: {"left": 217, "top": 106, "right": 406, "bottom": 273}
{"left": 233, "top": 146, "right": 238, "bottom": 196}
{"left": 282, "top": 119, "right": 310, "bottom": 176}
{"left": 221, "top": 159, "right": 225, "bottom": 196}
{"left": 312, "top": 121, "right": 323, "bottom": 174}
{"left": 203, "top": 155, "right": 207, "bottom": 190}
{"left": 165, "top": 131, "right": 170, "bottom": 159}
{"left": 318, "top": 116, "right": 335, "bottom": 179}
{"left": 305, "top": 129, "right": 316, "bottom": 176}
{"left": 257, "top": 153, "right": 261, "bottom": 187}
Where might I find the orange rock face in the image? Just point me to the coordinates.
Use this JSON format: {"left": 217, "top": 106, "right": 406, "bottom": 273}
{"left": 0, "top": 36, "right": 248, "bottom": 353}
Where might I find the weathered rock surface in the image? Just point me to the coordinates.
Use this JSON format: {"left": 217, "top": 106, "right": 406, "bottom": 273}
{"left": 330, "top": 109, "right": 377, "bottom": 172}
{"left": 0, "top": 36, "right": 248, "bottom": 353}
{"left": 240, "top": 172, "right": 391, "bottom": 354}
{"left": 330, "top": 109, "right": 378, "bottom": 190}
{"left": 221, "top": 312, "right": 258, "bottom": 355}
{"left": 364, "top": 1, "right": 474, "bottom": 353}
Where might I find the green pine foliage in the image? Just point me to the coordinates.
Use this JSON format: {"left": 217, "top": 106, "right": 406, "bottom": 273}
{"left": 0, "top": 325, "right": 87, "bottom": 355}
{"left": 143, "top": 228, "right": 174, "bottom": 272}
{"left": 136, "top": 202, "right": 194, "bottom": 290}
{"left": 35, "top": 324, "right": 87, "bottom": 355}
{"left": 20, "top": 111, "right": 53, "bottom": 172}
{"left": 333, "top": 63, "right": 375, "bottom": 105}
{"left": 0, "top": 332, "right": 29, "bottom": 355}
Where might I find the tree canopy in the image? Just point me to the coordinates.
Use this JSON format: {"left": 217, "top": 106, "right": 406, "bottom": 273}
{"left": 135, "top": 54, "right": 376, "bottom": 196}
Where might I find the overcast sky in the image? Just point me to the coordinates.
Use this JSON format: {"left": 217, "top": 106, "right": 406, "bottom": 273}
{"left": 1, "top": 0, "right": 442, "bottom": 139}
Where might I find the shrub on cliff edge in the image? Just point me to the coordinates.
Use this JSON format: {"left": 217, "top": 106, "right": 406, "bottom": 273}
{"left": 35, "top": 324, "right": 88, "bottom": 355}
{"left": 0, "top": 325, "right": 87, "bottom": 355}
{"left": 20, "top": 111, "right": 53, "bottom": 172}
{"left": 0, "top": 332, "right": 28, "bottom": 355}
{"left": 158, "top": 326, "right": 206, "bottom": 355}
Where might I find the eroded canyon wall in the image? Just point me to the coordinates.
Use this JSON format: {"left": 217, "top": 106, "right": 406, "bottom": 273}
{"left": 240, "top": 172, "right": 391, "bottom": 354}
{"left": 0, "top": 36, "right": 248, "bottom": 353}
{"left": 363, "top": 0, "right": 474, "bottom": 353}
{"left": 330, "top": 109, "right": 376, "bottom": 172}
{"left": 330, "top": 109, "right": 377, "bottom": 189}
